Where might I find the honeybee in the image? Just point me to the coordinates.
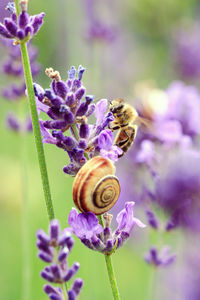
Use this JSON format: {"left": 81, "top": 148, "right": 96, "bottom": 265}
{"left": 109, "top": 98, "right": 139, "bottom": 157}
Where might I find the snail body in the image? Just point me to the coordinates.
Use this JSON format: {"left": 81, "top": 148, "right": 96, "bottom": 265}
{"left": 72, "top": 156, "right": 120, "bottom": 215}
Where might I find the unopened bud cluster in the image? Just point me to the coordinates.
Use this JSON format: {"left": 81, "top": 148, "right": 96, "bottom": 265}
{"left": 0, "top": 2, "right": 45, "bottom": 42}
{"left": 37, "top": 219, "right": 83, "bottom": 300}
{"left": 34, "top": 65, "right": 123, "bottom": 175}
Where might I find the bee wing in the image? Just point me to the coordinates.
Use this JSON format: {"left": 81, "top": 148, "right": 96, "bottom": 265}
{"left": 135, "top": 116, "right": 152, "bottom": 128}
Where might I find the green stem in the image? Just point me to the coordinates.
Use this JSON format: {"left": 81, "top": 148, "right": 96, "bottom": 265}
{"left": 98, "top": 215, "right": 121, "bottom": 300}
{"left": 105, "top": 255, "right": 121, "bottom": 300}
{"left": 14, "top": 0, "right": 20, "bottom": 16}
{"left": 71, "top": 123, "right": 79, "bottom": 141}
{"left": 98, "top": 214, "right": 104, "bottom": 227}
{"left": 20, "top": 41, "right": 55, "bottom": 220}
{"left": 62, "top": 283, "right": 68, "bottom": 299}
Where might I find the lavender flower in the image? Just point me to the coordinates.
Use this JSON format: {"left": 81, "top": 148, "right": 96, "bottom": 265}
{"left": 34, "top": 66, "right": 122, "bottom": 175}
{"left": 87, "top": 20, "right": 116, "bottom": 43}
{"left": 145, "top": 209, "right": 159, "bottom": 230}
{"left": 83, "top": 0, "right": 116, "bottom": 43}
{"left": 6, "top": 112, "right": 32, "bottom": 133}
{"left": 144, "top": 246, "right": 176, "bottom": 267}
{"left": 137, "top": 81, "right": 200, "bottom": 140}
{"left": 68, "top": 202, "right": 145, "bottom": 254}
{"left": 1, "top": 38, "right": 41, "bottom": 101}
{"left": 6, "top": 112, "right": 20, "bottom": 132}
{"left": 37, "top": 219, "right": 83, "bottom": 299}
{"left": 173, "top": 23, "right": 200, "bottom": 79}
{"left": 166, "top": 81, "right": 200, "bottom": 137}
{"left": 0, "top": 2, "right": 45, "bottom": 42}
{"left": 0, "top": 6, "right": 41, "bottom": 133}
{"left": 155, "top": 149, "right": 200, "bottom": 231}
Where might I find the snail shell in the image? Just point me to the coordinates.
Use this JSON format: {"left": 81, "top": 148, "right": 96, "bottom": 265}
{"left": 72, "top": 156, "right": 120, "bottom": 215}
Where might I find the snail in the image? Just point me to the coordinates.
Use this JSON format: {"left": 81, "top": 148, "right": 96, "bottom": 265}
{"left": 72, "top": 156, "right": 120, "bottom": 215}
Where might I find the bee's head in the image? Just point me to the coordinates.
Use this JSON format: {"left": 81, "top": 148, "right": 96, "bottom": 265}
{"left": 109, "top": 98, "right": 124, "bottom": 113}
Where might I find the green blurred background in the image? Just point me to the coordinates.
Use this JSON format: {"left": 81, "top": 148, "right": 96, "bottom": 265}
{"left": 0, "top": 0, "right": 199, "bottom": 299}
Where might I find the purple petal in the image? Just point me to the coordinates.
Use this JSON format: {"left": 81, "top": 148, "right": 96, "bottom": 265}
{"left": 98, "top": 129, "right": 113, "bottom": 150}
{"left": 116, "top": 202, "right": 146, "bottom": 235}
{"left": 95, "top": 99, "right": 108, "bottom": 126}
{"left": 39, "top": 120, "right": 57, "bottom": 144}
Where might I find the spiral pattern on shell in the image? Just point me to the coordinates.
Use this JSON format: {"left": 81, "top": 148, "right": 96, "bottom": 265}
{"left": 72, "top": 156, "right": 120, "bottom": 215}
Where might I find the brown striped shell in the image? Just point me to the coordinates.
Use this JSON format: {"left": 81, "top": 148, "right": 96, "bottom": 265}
{"left": 72, "top": 156, "right": 120, "bottom": 215}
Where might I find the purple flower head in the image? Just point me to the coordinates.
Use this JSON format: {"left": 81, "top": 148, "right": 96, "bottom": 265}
{"left": 34, "top": 66, "right": 122, "bottom": 176}
{"left": 68, "top": 202, "right": 145, "bottom": 254}
{"left": 144, "top": 246, "right": 176, "bottom": 267}
{"left": 0, "top": 2, "right": 45, "bottom": 42}
{"left": 37, "top": 219, "right": 83, "bottom": 299}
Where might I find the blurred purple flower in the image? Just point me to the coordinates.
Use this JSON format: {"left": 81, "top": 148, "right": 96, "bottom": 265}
{"left": 1, "top": 39, "right": 41, "bottom": 101}
{"left": 0, "top": 7, "right": 42, "bottom": 133}
{"left": 173, "top": 23, "right": 200, "bottom": 79}
{"left": 135, "top": 140, "right": 155, "bottom": 164}
{"left": 37, "top": 219, "right": 83, "bottom": 299}
{"left": 6, "top": 112, "right": 20, "bottom": 131}
{"left": 155, "top": 149, "right": 200, "bottom": 230}
{"left": 83, "top": 0, "right": 116, "bottom": 43}
{"left": 137, "top": 81, "right": 200, "bottom": 141}
{"left": 145, "top": 209, "right": 159, "bottom": 230}
{"left": 68, "top": 202, "right": 145, "bottom": 254}
{"left": 5, "top": 111, "right": 33, "bottom": 133}
{"left": 144, "top": 246, "right": 176, "bottom": 267}
{"left": 166, "top": 81, "right": 200, "bottom": 137}
{"left": 87, "top": 20, "right": 116, "bottom": 43}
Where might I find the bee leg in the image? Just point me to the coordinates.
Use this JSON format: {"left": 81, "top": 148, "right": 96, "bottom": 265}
{"left": 109, "top": 121, "right": 120, "bottom": 131}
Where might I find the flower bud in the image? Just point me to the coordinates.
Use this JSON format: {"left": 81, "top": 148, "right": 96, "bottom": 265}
{"left": 55, "top": 81, "right": 68, "bottom": 99}
{"left": 66, "top": 92, "right": 75, "bottom": 106}
{"left": 4, "top": 19, "right": 17, "bottom": 36}
{"left": 75, "top": 88, "right": 85, "bottom": 100}
{"left": 79, "top": 123, "right": 89, "bottom": 139}
{"left": 19, "top": 11, "right": 29, "bottom": 28}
